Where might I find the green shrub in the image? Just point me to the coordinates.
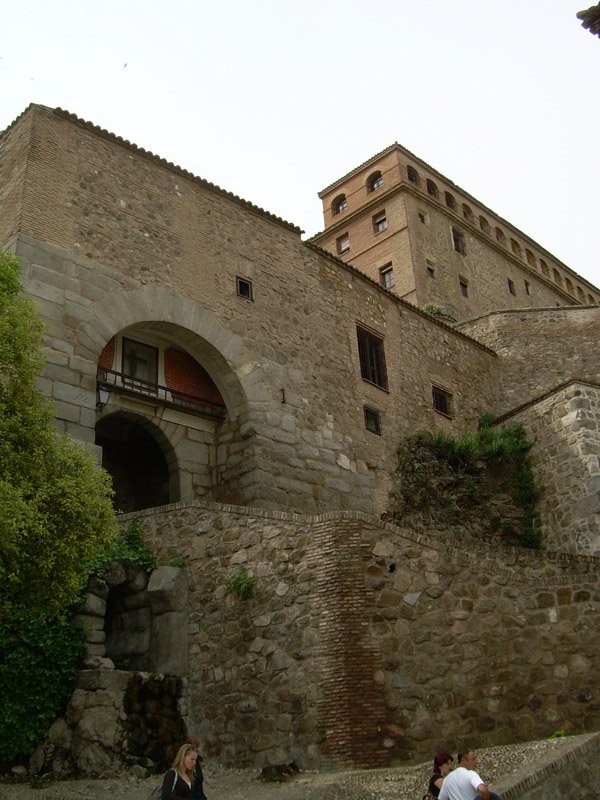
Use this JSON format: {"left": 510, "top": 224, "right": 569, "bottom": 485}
{"left": 87, "top": 518, "right": 156, "bottom": 578}
{"left": 226, "top": 568, "right": 256, "bottom": 601}
{"left": 0, "top": 607, "right": 84, "bottom": 764}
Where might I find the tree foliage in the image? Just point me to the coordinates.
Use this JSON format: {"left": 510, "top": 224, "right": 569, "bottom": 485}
{"left": 0, "top": 606, "right": 84, "bottom": 764}
{"left": 0, "top": 251, "right": 119, "bottom": 617}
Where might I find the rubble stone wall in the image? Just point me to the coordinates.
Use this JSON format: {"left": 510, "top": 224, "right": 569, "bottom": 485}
{"left": 128, "top": 501, "right": 600, "bottom": 768}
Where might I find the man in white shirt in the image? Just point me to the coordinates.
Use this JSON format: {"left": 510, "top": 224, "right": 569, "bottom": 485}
{"left": 438, "top": 750, "right": 501, "bottom": 800}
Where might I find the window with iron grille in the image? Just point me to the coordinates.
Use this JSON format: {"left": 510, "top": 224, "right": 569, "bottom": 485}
{"left": 364, "top": 406, "right": 382, "bottom": 435}
{"left": 432, "top": 385, "right": 452, "bottom": 417}
{"left": 236, "top": 276, "right": 253, "bottom": 300}
{"left": 357, "top": 325, "right": 388, "bottom": 390}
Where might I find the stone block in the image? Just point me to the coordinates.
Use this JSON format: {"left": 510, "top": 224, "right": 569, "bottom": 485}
{"left": 148, "top": 566, "right": 188, "bottom": 613}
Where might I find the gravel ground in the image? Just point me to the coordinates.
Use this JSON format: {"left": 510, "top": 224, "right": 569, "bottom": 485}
{"left": 0, "top": 736, "right": 582, "bottom": 800}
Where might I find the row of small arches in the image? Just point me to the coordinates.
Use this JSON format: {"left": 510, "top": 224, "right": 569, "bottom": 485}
{"left": 407, "top": 166, "right": 597, "bottom": 305}
{"left": 331, "top": 170, "right": 384, "bottom": 215}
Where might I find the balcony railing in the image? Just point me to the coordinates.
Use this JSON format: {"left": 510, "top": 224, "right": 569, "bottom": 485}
{"left": 96, "top": 368, "right": 227, "bottom": 420}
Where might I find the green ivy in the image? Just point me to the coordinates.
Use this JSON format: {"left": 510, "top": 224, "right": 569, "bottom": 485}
{"left": 0, "top": 607, "right": 84, "bottom": 764}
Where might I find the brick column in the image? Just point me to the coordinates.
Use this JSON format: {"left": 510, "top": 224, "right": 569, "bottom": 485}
{"left": 310, "top": 517, "right": 389, "bottom": 767}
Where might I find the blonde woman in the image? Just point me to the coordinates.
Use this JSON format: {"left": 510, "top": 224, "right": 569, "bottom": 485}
{"left": 161, "top": 743, "right": 198, "bottom": 799}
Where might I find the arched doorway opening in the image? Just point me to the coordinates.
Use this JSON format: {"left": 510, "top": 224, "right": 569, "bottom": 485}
{"left": 96, "top": 413, "right": 176, "bottom": 512}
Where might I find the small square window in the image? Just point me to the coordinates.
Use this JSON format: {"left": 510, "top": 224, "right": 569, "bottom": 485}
{"left": 418, "top": 210, "right": 428, "bottom": 225}
{"left": 373, "top": 211, "right": 388, "bottom": 234}
{"left": 364, "top": 406, "right": 382, "bottom": 435}
{"left": 452, "top": 226, "right": 466, "bottom": 255}
{"left": 236, "top": 277, "right": 253, "bottom": 300}
{"left": 432, "top": 385, "right": 452, "bottom": 417}
{"left": 459, "top": 277, "right": 469, "bottom": 298}
{"left": 508, "top": 278, "right": 516, "bottom": 296}
{"left": 337, "top": 233, "right": 350, "bottom": 255}
{"left": 426, "top": 259, "right": 435, "bottom": 278}
{"left": 379, "top": 264, "right": 395, "bottom": 289}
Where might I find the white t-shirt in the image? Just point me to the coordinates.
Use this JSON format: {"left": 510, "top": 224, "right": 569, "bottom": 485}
{"left": 438, "top": 766, "right": 484, "bottom": 800}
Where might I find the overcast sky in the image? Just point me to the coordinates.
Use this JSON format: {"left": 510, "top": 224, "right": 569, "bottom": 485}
{"left": 1, "top": 1, "right": 599, "bottom": 289}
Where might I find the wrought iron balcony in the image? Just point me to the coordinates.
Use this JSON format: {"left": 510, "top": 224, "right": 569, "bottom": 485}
{"left": 96, "top": 368, "right": 227, "bottom": 420}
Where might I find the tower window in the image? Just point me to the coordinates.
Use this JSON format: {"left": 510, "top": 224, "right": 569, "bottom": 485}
{"left": 379, "top": 264, "right": 395, "bottom": 289}
{"left": 426, "top": 259, "right": 435, "bottom": 278}
{"left": 364, "top": 406, "right": 382, "bottom": 435}
{"left": 367, "top": 171, "right": 384, "bottom": 193}
{"left": 407, "top": 165, "right": 420, "bottom": 186}
{"left": 426, "top": 179, "right": 439, "bottom": 199}
{"left": 332, "top": 194, "right": 347, "bottom": 215}
{"left": 459, "top": 276, "right": 469, "bottom": 298}
{"left": 508, "top": 278, "right": 516, "bottom": 295}
{"left": 524, "top": 280, "right": 531, "bottom": 296}
{"left": 357, "top": 325, "right": 388, "bottom": 390}
{"left": 337, "top": 233, "right": 350, "bottom": 255}
{"left": 418, "top": 210, "right": 428, "bottom": 224}
{"left": 445, "top": 192, "right": 456, "bottom": 210}
{"left": 373, "top": 210, "right": 388, "bottom": 234}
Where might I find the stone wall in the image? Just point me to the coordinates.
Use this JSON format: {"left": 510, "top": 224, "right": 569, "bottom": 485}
{"left": 457, "top": 306, "right": 600, "bottom": 414}
{"left": 501, "top": 380, "right": 600, "bottom": 556}
{"left": 119, "top": 501, "right": 600, "bottom": 769}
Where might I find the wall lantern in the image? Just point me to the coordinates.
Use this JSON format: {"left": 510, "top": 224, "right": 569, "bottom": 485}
{"left": 96, "top": 385, "right": 111, "bottom": 411}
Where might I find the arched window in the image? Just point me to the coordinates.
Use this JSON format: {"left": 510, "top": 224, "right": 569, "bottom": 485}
{"left": 426, "top": 179, "right": 439, "bottom": 199}
{"left": 367, "top": 171, "right": 384, "bottom": 193}
{"left": 540, "top": 258, "right": 549, "bottom": 276}
{"left": 588, "top": 294, "right": 595, "bottom": 304}
{"left": 565, "top": 278, "right": 574, "bottom": 295}
{"left": 479, "top": 216, "right": 491, "bottom": 235}
{"left": 525, "top": 249, "right": 536, "bottom": 267}
{"left": 444, "top": 191, "right": 456, "bottom": 210}
{"left": 332, "top": 194, "right": 347, "bottom": 215}
{"left": 495, "top": 227, "right": 506, "bottom": 245}
{"left": 462, "top": 203, "right": 474, "bottom": 223}
{"left": 577, "top": 287, "right": 585, "bottom": 302}
{"left": 553, "top": 268, "right": 562, "bottom": 286}
{"left": 511, "top": 239, "right": 522, "bottom": 259}
{"left": 407, "top": 165, "right": 420, "bottom": 186}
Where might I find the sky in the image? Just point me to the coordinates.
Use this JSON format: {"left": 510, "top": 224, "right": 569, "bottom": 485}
{"left": 1, "top": 0, "right": 599, "bottom": 289}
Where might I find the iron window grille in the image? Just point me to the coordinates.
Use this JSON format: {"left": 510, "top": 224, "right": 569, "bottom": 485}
{"left": 432, "top": 385, "right": 452, "bottom": 417}
{"left": 364, "top": 406, "right": 382, "bottom": 435}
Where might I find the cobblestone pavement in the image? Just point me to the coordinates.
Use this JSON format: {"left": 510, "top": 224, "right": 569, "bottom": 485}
{"left": 0, "top": 737, "right": 581, "bottom": 800}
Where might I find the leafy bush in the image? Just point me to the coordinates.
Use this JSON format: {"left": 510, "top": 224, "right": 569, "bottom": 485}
{"left": 0, "top": 607, "right": 84, "bottom": 764}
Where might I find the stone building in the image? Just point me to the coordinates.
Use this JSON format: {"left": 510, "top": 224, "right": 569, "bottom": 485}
{"left": 1, "top": 105, "right": 600, "bottom": 770}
